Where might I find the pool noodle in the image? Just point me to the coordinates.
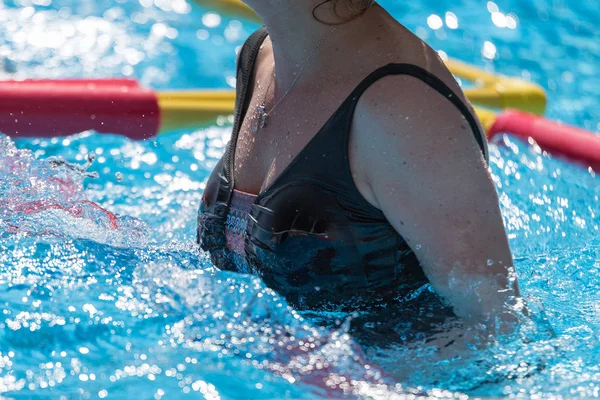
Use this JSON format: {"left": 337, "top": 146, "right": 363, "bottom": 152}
{"left": 489, "top": 110, "right": 600, "bottom": 170}
{"left": 0, "top": 79, "right": 160, "bottom": 140}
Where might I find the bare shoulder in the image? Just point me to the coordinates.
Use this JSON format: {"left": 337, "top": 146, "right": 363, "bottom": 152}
{"left": 357, "top": 70, "right": 483, "bottom": 145}
{"left": 348, "top": 70, "right": 490, "bottom": 209}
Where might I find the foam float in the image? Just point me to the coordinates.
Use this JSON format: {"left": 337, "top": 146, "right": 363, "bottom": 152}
{"left": 0, "top": 54, "right": 546, "bottom": 138}
{"left": 2, "top": 78, "right": 599, "bottom": 169}
{"left": 195, "top": 0, "right": 261, "bottom": 23}
{"left": 485, "top": 109, "right": 600, "bottom": 170}
{"left": 0, "top": 76, "right": 533, "bottom": 138}
{"left": 0, "top": 79, "right": 234, "bottom": 140}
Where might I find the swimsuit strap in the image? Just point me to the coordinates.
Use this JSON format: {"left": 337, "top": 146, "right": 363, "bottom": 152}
{"left": 339, "top": 63, "right": 489, "bottom": 161}
{"left": 221, "top": 27, "right": 270, "bottom": 199}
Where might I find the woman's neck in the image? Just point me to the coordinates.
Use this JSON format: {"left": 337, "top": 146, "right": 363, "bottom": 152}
{"left": 247, "top": 0, "right": 370, "bottom": 92}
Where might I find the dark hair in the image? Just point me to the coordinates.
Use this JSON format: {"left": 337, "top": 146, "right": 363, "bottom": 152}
{"left": 312, "top": 0, "right": 375, "bottom": 24}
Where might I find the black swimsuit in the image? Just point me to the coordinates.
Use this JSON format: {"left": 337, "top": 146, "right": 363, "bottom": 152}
{"left": 197, "top": 28, "right": 488, "bottom": 310}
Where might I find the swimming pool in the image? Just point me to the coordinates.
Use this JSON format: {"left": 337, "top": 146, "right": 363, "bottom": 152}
{"left": 1, "top": 0, "right": 600, "bottom": 398}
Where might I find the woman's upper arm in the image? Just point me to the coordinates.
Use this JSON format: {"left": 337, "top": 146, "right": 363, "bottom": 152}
{"left": 351, "top": 74, "right": 520, "bottom": 320}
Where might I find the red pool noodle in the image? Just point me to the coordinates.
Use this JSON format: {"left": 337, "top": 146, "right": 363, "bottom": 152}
{"left": 489, "top": 109, "right": 600, "bottom": 170}
{"left": 0, "top": 79, "right": 160, "bottom": 140}
{"left": 2, "top": 78, "right": 141, "bottom": 87}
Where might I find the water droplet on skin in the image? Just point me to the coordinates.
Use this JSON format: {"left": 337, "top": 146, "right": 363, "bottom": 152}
{"left": 487, "top": 259, "right": 494, "bottom": 266}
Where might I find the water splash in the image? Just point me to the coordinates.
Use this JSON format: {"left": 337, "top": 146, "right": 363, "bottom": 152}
{"left": 0, "top": 133, "right": 462, "bottom": 398}
{"left": 0, "top": 234, "right": 463, "bottom": 399}
{"left": 0, "top": 135, "right": 150, "bottom": 247}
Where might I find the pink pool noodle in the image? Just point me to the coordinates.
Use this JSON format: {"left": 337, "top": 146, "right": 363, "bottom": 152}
{"left": 0, "top": 79, "right": 160, "bottom": 140}
{"left": 489, "top": 109, "right": 600, "bottom": 170}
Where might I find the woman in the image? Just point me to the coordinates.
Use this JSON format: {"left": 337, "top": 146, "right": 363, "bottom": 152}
{"left": 198, "top": 0, "right": 521, "bottom": 324}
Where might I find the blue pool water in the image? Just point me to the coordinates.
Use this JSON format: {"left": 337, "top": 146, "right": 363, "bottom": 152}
{"left": 1, "top": 0, "right": 600, "bottom": 398}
